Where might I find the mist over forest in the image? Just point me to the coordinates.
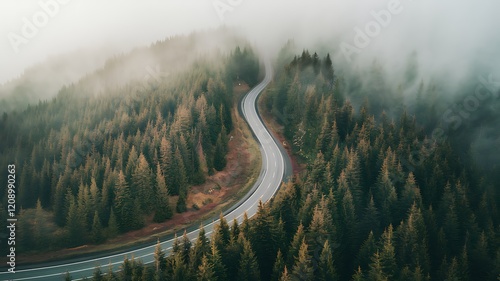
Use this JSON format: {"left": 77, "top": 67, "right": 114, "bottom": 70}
{"left": 2, "top": 1, "right": 499, "bottom": 170}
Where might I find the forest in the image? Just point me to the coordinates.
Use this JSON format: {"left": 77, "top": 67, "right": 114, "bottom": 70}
{"left": 0, "top": 32, "right": 260, "bottom": 252}
{"left": 63, "top": 48, "right": 500, "bottom": 281}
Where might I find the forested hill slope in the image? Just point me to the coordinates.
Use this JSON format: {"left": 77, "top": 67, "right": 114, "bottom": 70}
{"left": 259, "top": 50, "right": 500, "bottom": 280}
{"left": 0, "top": 30, "right": 260, "bottom": 254}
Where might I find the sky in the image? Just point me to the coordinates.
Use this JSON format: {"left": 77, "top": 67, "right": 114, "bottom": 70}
{"left": 1, "top": 0, "right": 500, "bottom": 84}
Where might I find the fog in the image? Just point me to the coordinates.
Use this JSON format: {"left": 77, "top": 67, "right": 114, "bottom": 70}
{"left": 1, "top": 0, "right": 499, "bottom": 171}
{"left": 2, "top": 1, "right": 500, "bottom": 83}
{"left": 0, "top": 1, "right": 498, "bottom": 87}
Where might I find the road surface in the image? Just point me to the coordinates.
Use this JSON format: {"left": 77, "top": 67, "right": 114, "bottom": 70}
{"left": 1, "top": 59, "right": 291, "bottom": 281}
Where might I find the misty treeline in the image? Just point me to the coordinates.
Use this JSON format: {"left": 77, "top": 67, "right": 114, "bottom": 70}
{"left": 0, "top": 34, "right": 260, "bottom": 252}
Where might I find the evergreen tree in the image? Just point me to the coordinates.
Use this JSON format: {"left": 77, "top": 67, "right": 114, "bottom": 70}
{"left": 357, "top": 231, "right": 377, "bottom": 272}
{"left": 154, "top": 239, "right": 166, "bottom": 274}
{"left": 351, "top": 267, "right": 365, "bottom": 281}
{"left": 106, "top": 208, "right": 119, "bottom": 238}
{"left": 368, "top": 251, "right": 389, "bottom": 281}
{"left": 197, "top": 254, "right": 215, "bottom": 281}
{"left": 238, "top": 236, "right": 261, "bottom": 281}
{"left": 272, "top": 250, "right": 286, "bottom": 281}
{"left": 33, "top": 199, "right": 48, "bottom": 249}
{"left": 280, "top": 266, "right": 291, "bottom": 281}
{"left": 210, "top": 240, "right": 228, "bottom": 281}
{"left": 132, "top": 153, "right": 154, "bottom": 213}
{"left": 91, "top": 210, "right": 104, "bottom": 243}
{"left": 231, "top": 218, "right": 240, "bottom": 242}
{"left": 191, "top": 225, "right": 210, "bottom": 271}
{"left": 154, "top": 163, "right": 173, "bottom": 222}
{"left": 318, "top": 240, "right": 338, "bottom": 281}
{"left": 92, "top": 266, "right": 103, "bottom": 281}
{"left": 66, "top": 194, "right": 86, "bottom": 247}
{"left": 114, "top": 170, "right": 134, "bottom": 232}
{"left": 379, "top": 225, "right": 397, "bottom": 279}
{"left": 251, "top": 201, "right": 278, "bottom": 280}
{"left": 63, "top": 272, "right": 72, "bottom": 281}
{"left": 287, "top": 223, "right": 305, "bottom": 267}
{"left": 176, "top": 191, "right": 187, "bottom": 213}
{"left": 214, "top": 131, "right": 227, "bottom": 171}
{"left": 291, "top": 238, "right": 314, "bottom": 281}
{"left": 180, "top": 230, "right": 192, "bottom": 265}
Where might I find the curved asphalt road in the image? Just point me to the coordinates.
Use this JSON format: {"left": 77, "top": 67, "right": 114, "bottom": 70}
{"left": 1, "top": 59, "right": 291, "bottom": 281}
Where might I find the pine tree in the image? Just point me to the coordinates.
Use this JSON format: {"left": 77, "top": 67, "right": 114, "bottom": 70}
{"left": 154, "top": 239, "right": 165, "bottom": 274}
{"left": 160, "top": 137, "right": 172, "bottom": 186}
{"left": 154, "top": 163, "right": 173, "bottom": 222}
{"left": 357, "top": 231, "right": 377, "bottom": 272}
{"left": 351, "top": 267, "right": 365, "bottom": 281}
{"left": 125, "top": 145, "right": 139, "bottom": 182}
{"left": 114, "top": 170, "right": 134, "bottom": 232}
{"left": 374, "top": 163, "right": 397, "bottom": 226}
{"left": 322, "top": 53, "right": 334, "bottom": 83}
{"left": 66, "top": 194, "right": 86, "bottom": 247}
{"left": 171, "top": 254, "right": 188, "bottom": 281}
{"left": 280, "top": 266, "right": 291, "bottom": 281}
{"left": 132, "top": 153, "right": 154, "bottom": 213}
{"left": 181, "top": 230, "right": 192, "bottom": 265}
{"left": 287, "top": 223, "right": 305, "bottom": 267}
{"left": 272, "top": 250, "right": 286, "bottom": 281}
{"left": 197, "top": 254, "right": 215, "bottom": 281}
{"left": 444, "top": 258, "right": 462, "bottom": 281}
{"left": 191, "top": 225, "right": 210, "bottom": 271}
{"left": 174, "top": 146, "right": 188, "bottom": 195}
{"left": 368, "top": 251, "right": 389, "bottom": 281}
{"left": 17, "top": 209, "right": 34, "bottom": 252}
{"left": 359, "top": 195, "right": 380, "bottom": 238}
{"left": 63, "top": 272, "right": 72, "bottom": 281}
{"left": 106, "top": 263, "right": 118, "bottom": 281}
{"left": 131, "top": 198, "right": 144, "bottom": 230}
{"left": 238, "top": 236, "right": 261, "bottom": 281}
{"left": 120, "top": 257, "right": 133, "bottom": 281}
{"left": 214, "top": 131, "right": 227, "bottom": 171}
{"left": 318, "top": 240, "right": 338, "bottom": 281}
{"left": 240, "top": 212, "right": 251, "bottom": 238}
{"left": 251, "top": 201, "right": 278, "bottom": 280}
{"left": 33, "top": 199, "right": 47, "bottom": 249}
{"left": 91, "top": 210, "right": 104, "bottom": 243}
{"left": 291, "top": 238, "right": 314, "bottom": 281}
{"left": 106, "top": 208, "right": 119, "bottom": 238}
{"left": 210, "top": 240, "right": 228, "bottom": 281}
{"left": 93, "top": 266, "right": 103, "bottom": 281}
{"left": 213, "top": 213, "right": 231, "bottom": 252}
{"left": 172, "top": 234, "right": 181, "bottom": 255}
{"left": 176, "top": 191, "right": 187, "bottom": 213}
{"left": 379, "top": 225, "right": 397, "bottom": 279}
{"left": 231, "top": 218, "right": 240, "bottom": 242}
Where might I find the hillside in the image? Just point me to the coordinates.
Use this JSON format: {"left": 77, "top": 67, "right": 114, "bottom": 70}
{"left": 0, "top": 29, "right": 260, "bottom": 255}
